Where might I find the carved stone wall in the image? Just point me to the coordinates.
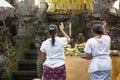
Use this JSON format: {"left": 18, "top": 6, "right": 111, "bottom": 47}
{"left": 92, "top": 0, "right": 110, "bottom": 18}
{"left": 108, "top": 13, "right": 120, "bottom": 49}
{"left": 0, "top": 26, "right": 17, "bottom": 78}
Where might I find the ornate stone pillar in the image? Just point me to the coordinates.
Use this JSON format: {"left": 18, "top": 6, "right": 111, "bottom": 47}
{"left": 36, "top": 0, "right": 48, "bottom": 20}
{"left": 35, "top": 0, "right": 48, "bottom": 78}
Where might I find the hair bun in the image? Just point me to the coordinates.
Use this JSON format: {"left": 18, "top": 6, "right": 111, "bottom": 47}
{"left": 48, "top": 24, "right": 58, "bottom": 32}
{"left": 98, "top": 27, "right": 102, "bottom": 32}
{"left": 92, "top": 24, "right": 103, "bottom": 35}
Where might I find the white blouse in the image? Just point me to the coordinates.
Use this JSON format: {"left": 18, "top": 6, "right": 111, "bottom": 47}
{"left": 84, "top": 35, "right": 112, "bottom": 73}
{"left": 40, "top": 37, "right": 67, "bottom": 68}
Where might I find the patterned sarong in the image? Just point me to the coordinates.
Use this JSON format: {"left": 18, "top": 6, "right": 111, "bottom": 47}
{"left": 90, "top": 70, "right": 111, "bottom": 80}
{"left": 43, "top": 65, "right": 66, "bottom": 80}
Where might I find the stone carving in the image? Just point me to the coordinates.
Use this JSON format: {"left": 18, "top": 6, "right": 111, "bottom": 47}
{"left": 108, "top": 13, "right": 120, "bottom": 49}
{"left": 92, "top": 0, "right": 110, "bottom": 18}
{"left": 0, "top": 26, "right": 17, "bottom": 78}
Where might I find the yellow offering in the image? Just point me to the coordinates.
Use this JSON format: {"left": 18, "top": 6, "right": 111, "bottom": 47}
{"left": 45, "top": 0, "right": 94, "bottom": 14}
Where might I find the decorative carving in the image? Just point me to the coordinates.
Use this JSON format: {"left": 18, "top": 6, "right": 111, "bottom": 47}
{"left": 0, "top": 26, "right": 17, "bottom": 78}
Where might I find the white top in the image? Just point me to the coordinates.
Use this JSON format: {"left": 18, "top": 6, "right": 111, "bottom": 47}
{"left": 40, "top": 37, "right": 67, "bottom": 68}
{"left": 84, "top": 35, "right": 112, "bottom": 73}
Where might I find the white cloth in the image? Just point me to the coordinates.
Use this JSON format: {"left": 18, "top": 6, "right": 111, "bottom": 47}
{"left": 0, "top": 0, "right": 14, "bottom": 8}
{"left": 84, "top": 35, "right": 112, "bottom": 73}
{"left": 0, "top": 0, "right": 14, "bottom": 20}
{"left": 40, "top": 37, "right": 67, "bottom": 68}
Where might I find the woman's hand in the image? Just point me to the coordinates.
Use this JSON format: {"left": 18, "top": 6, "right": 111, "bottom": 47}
{"left": 59, "top": 22, "right": 71, "bottom": 43}
{"left": 59, "top": 23, "right": 64, "bottom": 31}
{"left": 102, "top": 20, "right": 108, "bottom": 35}
{"left": 41, "top": 52, "right": 46, "bottom": 61}
{"left": 102, "top": 20, "right": 107, "bottom": 28}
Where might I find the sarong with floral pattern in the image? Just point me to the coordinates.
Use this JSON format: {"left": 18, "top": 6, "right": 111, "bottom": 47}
{"left": 43, "top": 65, "right": 66, "bottom": 80}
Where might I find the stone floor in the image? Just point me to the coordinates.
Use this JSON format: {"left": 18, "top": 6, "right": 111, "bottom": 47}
{"left": 66, "top": 56, "right": 120, "bottom": 80}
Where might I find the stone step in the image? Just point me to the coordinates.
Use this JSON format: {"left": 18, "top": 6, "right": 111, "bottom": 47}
{"left": 24, "top": 50, "right": 37, "bottom": 54}
{"left": 24, "top": 52, "right": 37, "bottom": 60}
{"left": 0, "top": 78, "right": 7, "bottom": 80}
{"left": 13, "top": 71, "right": 37, "bottom": 80}
{"left": 12, "top": 49, "right": 39, "bottom": 80}
{"left": 18, "top": 60, "right": 37, "bottom": 71}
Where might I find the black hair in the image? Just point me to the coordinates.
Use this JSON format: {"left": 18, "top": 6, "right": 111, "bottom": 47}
{"left": 48, "top": 24, "right": 58, "bottom": 46}
{"left": 92, "top": 24, "right": 103, "bottom": 35}
{"left": 101, "top": 19, "right": 105, "bottom": 22}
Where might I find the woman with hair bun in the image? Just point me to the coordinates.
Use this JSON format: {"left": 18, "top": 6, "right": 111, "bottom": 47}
{"left": 40, "top": 23, "right": 71, "bottom": 80}
{"left": 84, "top": 20, "right": 112, "bottom": 80}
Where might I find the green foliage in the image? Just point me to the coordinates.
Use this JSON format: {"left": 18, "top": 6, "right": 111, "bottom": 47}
{"left": 64, "top": 43, "right": 85, "bottom": 56}
{"left": 15, "top": 34, "right": 34, "bottom": 53}
{"left": 76, "top": 45, "right": 85, "bottom": 53}
{"left": 71, "top": 19, "right": 83, "bottom": 40}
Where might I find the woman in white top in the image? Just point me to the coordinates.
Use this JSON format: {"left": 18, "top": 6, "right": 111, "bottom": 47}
{"left": 40, "top": 23, "right": 71, "bottom": 80}
{"left": 84, "top": 21, "right": 112, "bottom": 80}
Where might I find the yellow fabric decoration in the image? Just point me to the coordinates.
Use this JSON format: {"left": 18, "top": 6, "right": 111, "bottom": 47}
{"left": 45, "top": 0, "right": 94, "bottom": 14}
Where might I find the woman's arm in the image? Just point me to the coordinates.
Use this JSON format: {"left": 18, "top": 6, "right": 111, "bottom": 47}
{"left": 86, "top": 53, "right": 92, "bottom": 60}
{"left": 41, "top": 52, "right": 46, "bottom": 61}
{"left": 59, "top": 23, "right": 71, "bottom": 43}
{"left": 102, "top": 20, "right": 108, "bottom": 35}
{"left": 80, "top": 53, "right": 92, "bottom": 60}
{"left": 82, "top": 39, "right": 92, "bottom": 60}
